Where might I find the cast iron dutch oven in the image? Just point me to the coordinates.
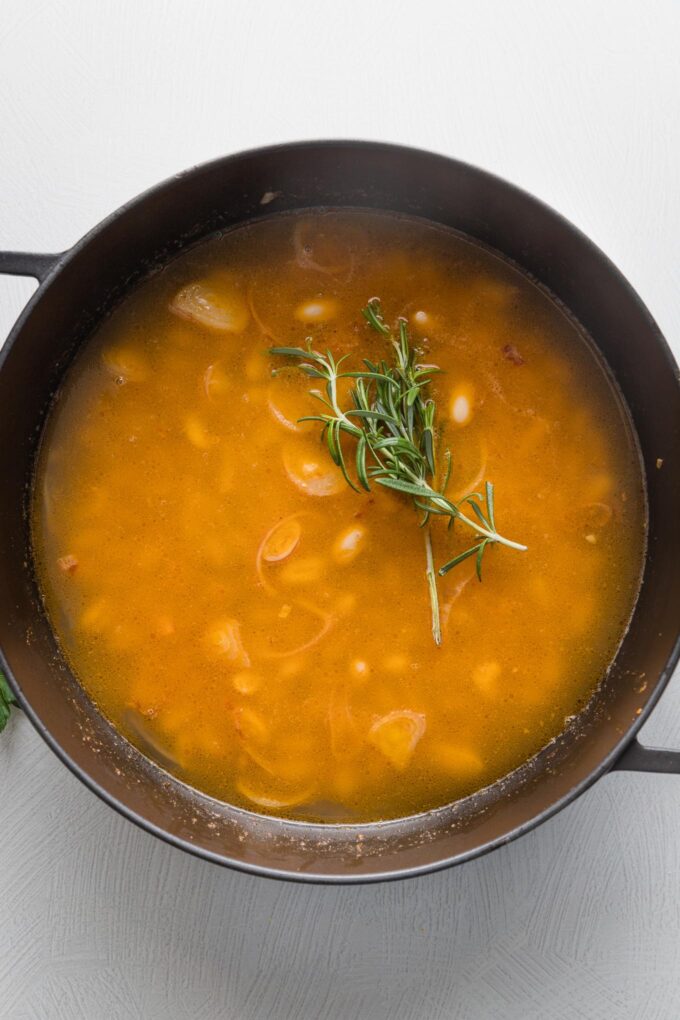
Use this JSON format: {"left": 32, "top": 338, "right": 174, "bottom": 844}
{"left": 1, "top": 142, "right": 679, "bottom": 883}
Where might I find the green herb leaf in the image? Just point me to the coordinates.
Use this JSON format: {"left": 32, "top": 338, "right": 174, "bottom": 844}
{"left": 0, "top": 671, "right": 17, "bottom": 734}
{"left": 438, "top": 544, "right": 483, "bottom": 576}
{"left": 270, "top": 300, "right": 527, "bottom": 644}
{"left": 361, "top": 298, "right": 391, "bottom": 336}
{"left": 373, "top": 477, "right": 438, "bottom": 499}
{"left": 476, "top": 538, "right": 490, "bottom": 581}
{"left": 466, "top": 498, "right": 492, "bottom": 531}
{"left": 356, "top": 434, "right": 370, "bottom": 490}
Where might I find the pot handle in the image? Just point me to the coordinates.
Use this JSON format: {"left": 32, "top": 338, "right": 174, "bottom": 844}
{"left": 612, "top": 738, "right": 680, "bottom": 774}
{"left": 0, "top": 250, "right": 63, "bottom": 283}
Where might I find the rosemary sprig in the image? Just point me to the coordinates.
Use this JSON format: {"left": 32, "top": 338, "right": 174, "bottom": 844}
{"left": 270, "top": 299, "right": 526, "bottom": 644}
{"left": 0, "top": 671, "right": 17, "bottom": 733}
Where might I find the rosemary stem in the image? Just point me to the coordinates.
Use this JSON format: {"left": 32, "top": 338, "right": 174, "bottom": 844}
{"left": 424, "top": 526, "right": 442, "bottom": 647}
{"left": 425, "top": 490, "right": 527, "bottom": 552}
{"left": 446, "top": 507, "right": 528, "bottom": 551}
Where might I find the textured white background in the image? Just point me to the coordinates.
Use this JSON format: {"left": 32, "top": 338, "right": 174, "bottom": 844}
{"left": 1, "top": 1, "right": 680, "bottom": 1017}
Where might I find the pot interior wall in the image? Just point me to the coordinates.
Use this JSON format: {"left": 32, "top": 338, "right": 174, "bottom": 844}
{"left": 1, "top": 143, "right": 678, "bottom": 880}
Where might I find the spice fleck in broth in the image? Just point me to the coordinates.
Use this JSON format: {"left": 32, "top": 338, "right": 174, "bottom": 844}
{"left": 33, "top": 211, "right": 646, "bottom": 821}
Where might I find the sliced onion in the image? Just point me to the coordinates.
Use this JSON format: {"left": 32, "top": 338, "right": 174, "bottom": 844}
{"left": 236, "top": 775, "right": 316, "bottom": 810}
{"left": 329, "top": 686, "right": 362, "bottom": 760}
{"left": 170, "top": 277, "right": 249, "bottom": 333}
{"left": 440, "top": 571, "right": 474, "bottom": 631}
{"left": 292, "top": 218, "right": 355, "bottom": 279}
{"left": 207, "top": 618, "right": 251, "bottom": 668}
{"left": 203, "top": 362, "right": 230, "bottom": 400}
{"left": 430, "top": 743, "right": 484, "bottom": 777}
{"left": 246, "top": 282, "right": 278, "bottom": 342}
{"left": 102, "top": 345, "right": 149, "bottom": 383}
{"left": 283, "top": 441, "right": 345, "bottom": 497}
{"left": 279, "top": 556, "right": 324, "bottom": 585}
{"left": 258, "top": 599, "right": 334, "bottom": 660}
{"left": 267, "top": 390, "right": 300, "bottom": 432}
{"left": 239, "top": 739, "right": 316, "bottom": 785}
{"left": 233, "top": 706, "right": 269, "bottom": 745}
{"left": 256, "top": 513, "right": 306, "bottom": 594}
{"left": 254, "top": 513, "right": 334, "bottom": 658}
{"left": 266, "top": 367, "right": 312, "bottom": 433}
{"left": 368, "top": 710, "right": 426, "bottom": 770}
{"left": 123, "top": 708, "right": 179, "bottom": 771}
{"left": 260, "top": 517, "right": 302, "bottom": 563}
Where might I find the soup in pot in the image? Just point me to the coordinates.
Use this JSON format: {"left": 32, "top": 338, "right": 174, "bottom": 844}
{"left": 32, "top": 210, "right": 646, "bottom": 821}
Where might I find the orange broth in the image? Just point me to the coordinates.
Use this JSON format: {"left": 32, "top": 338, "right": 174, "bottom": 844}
{"left": 32, "top": 211, "right": 646, "bottom": 821}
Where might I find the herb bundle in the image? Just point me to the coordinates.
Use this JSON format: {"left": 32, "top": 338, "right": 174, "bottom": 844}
{"left": 270, "top": 299, "right": 526, "bottom": 645}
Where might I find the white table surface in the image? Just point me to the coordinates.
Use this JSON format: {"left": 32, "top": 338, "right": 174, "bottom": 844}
{"left": 2, "top": 2, "right": 679, "bottom": 1017}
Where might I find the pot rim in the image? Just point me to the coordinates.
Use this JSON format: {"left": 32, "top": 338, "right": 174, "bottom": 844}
{"left": 2, "top": 138, "right": 679, "bottom": 883}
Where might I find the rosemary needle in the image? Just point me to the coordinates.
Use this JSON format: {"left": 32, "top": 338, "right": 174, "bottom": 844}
{"left": 0, "top": 671, "right": 17, "bottom": 734}
{"left": 270, "top": 299, "right": 526, "bottom": 645}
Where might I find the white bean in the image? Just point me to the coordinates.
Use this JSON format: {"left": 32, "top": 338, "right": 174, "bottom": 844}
{"left": 294, "top": 298, "right": 338, "bottom": 323}
{"left": 332, "top": 524, "right": 366, "bottom": 564}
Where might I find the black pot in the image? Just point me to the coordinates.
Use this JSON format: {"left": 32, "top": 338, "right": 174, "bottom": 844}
{"left": 1, "top": 141, "right": 679, "bottom": 883}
